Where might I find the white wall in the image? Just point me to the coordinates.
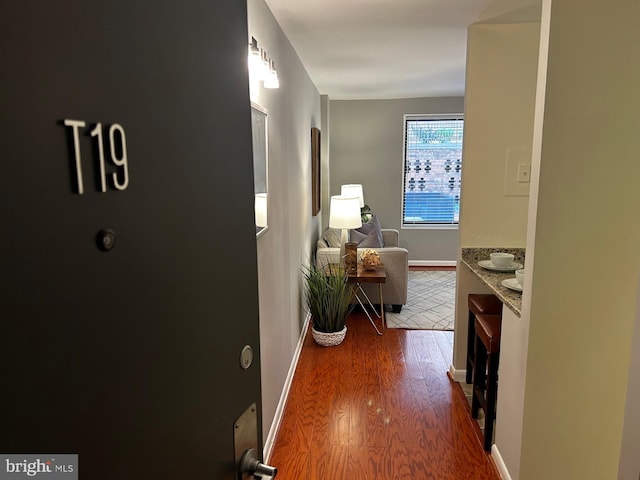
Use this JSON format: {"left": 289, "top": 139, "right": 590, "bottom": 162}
{"left": 519, "top": 0, "right": 640, "bottom": 478}
{"left": 458, "top": 23, "right": 540, "bottom": 248}
{"left": 247, "top": 0, "right": 322, "bottom": 452}
{"left": 491, "top": 4, "right": 550, "bottom": 478}
{"left": 453, "top": 21, "right": 540, "bottom": 377}
{"left": 494, "top": 305, "right": 530, "bottom": 478}
{"left": 453, "top": 20, "right": 540, "bottom": 479}
{"left": 329, "top": 97, "right": 464, "bottom": 262}
{"left": 479, "top": 0, "right": 541, "bottom": 23}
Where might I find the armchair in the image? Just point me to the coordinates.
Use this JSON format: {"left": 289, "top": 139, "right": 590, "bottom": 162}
{"left": 316, "top": 229, "right": 409, "bottom": 312}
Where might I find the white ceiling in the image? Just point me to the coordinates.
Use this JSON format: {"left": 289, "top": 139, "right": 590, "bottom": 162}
{"left": 263, "top": 0, "right": 542, "bottom": 100}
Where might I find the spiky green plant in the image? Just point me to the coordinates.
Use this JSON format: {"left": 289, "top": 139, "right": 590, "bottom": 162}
{"left": 302, "top": 262, "right": 355, "bottom": 333}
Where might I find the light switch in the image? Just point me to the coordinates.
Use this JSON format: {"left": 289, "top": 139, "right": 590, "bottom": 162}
{"left": 504, "top": 147, "right": 531, "bottom": 196}
{"left": 517, "top": 164, "right": 531, "bottom": 183}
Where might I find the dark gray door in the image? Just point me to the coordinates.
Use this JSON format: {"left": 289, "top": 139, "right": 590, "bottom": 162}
{"left": 0, "top": 2, "right": 263, "bottom": 478}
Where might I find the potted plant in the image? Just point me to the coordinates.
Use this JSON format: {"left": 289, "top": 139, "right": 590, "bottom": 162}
{"left": 302, "top": 262, "right": 355, "bottom": 346}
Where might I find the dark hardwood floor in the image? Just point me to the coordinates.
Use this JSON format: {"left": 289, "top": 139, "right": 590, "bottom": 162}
{"left": 268, "top": 310, "right": 500, "bottom": 479}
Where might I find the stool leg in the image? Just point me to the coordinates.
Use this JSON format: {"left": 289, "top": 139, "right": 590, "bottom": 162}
{"left": 471, "top": 335, "right": 486, "bottom": 419}
{"left": 483, "top": 352, "right": 499, "bottom": 451}
{"left": 466, "top": 310, "right": 476, "bottom": 384}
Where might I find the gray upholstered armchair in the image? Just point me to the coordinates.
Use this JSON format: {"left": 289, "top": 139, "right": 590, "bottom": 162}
{"left": 316, "top": 229, "right": 409, "bottom": 312}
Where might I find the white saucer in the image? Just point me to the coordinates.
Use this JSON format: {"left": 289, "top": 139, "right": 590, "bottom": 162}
{"left": 478, "top": 260, "right": 523, "bottom": 272}
{"left": 502, "top": 278, "right": 523, "bottom": 292}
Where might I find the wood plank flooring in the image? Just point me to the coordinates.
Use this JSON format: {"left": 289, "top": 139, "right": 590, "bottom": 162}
{"left": 268, "top": 311, "right": 500, "bottom": 479}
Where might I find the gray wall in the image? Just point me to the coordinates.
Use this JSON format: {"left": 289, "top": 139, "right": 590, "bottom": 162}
{"left": 247, "top": 0, "right": 322, "bottom": 455}
{"left": 329, "top": 97, "right": 464, "bottom": 263}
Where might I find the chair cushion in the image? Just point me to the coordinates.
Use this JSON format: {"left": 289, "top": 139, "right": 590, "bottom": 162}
{"left": 350, "top": 215, "right": 384, "bottom": 248}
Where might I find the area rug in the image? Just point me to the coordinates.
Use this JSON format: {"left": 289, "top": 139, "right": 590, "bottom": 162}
{"left": 386, "top": 270, "right": 456, "bottom": 330}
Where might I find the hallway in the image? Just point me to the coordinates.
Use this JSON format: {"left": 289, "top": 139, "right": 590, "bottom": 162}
{"left": 268, "top": 311, "right": 500, "bottom": 479}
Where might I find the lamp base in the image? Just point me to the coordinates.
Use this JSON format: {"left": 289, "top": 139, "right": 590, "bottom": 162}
{"left": 339, "top": 229, "right": 350, "bottom": 268}
{"left": 345, "top": 242, "right": 358, "bottom": 273}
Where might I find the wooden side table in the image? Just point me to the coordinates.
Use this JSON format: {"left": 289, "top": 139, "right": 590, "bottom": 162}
{"left": 347, "top": 264, "right": 386, "bottom": 335}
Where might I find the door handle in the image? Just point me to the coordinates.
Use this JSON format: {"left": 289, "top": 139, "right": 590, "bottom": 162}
{"left": 239, "top": 448, "right": 277, "bottom": 479}
{"left": 234, "top": 403, "right": 277, "bottom": 479}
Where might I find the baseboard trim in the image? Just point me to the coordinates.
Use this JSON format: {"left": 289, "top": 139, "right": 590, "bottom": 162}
{"left": 449, "top": 364, "right": 467, "bottom": 383}
{"left": 409, "top": 260, "right": 457, "bottom": 267}
{"left": 450, "top": 364, "right": 510, "bottom": 480}
{"left": 263, "top": 312, "right": 311, "bottom": 462}
{"left": 491, "top": 444, "right": 513, "bottom": 480}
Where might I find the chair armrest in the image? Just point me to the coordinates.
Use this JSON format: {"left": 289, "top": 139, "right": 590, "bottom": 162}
{"left": 316, "top": 247, "right": 340, "bottom": 267}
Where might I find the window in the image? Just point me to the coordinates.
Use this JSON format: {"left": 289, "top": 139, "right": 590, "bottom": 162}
{"left": 402, "top": 115, "right": 464, "bottom": 228}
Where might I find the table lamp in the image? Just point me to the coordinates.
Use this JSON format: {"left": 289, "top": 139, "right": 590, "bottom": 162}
{"left": 340, "top": 184, "right": 364, "bottom": 208}
{"left": 329, "top": 195, "right": 362, "bottom": 267}
{"left": 341, "top": 183, "right": 371, "bottom": 222}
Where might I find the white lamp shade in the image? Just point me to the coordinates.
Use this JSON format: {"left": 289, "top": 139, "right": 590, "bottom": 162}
{"left": 255, "top": 193, "right": 268, "bottom": 227}
{"left": 341, "top": 184, "right": 364, "bottom": 208}
{"left": 329, "top": 195, "right": 362, "bottom": 229}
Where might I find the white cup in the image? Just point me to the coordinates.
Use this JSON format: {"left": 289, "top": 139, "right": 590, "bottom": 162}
{"left": 515, "top": 268, "right": 525, "bottom": 286}
{"left": 490, "top": 252, "right": 514, "bottom": 269}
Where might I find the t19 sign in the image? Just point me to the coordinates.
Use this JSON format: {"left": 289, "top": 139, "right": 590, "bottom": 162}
{"left": 63, "top": 119, "right": 129, "bottom": 194}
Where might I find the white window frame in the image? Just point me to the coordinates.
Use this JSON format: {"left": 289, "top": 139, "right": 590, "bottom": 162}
{"left": 401, "top": 114, "right": 464, "bottom": 230}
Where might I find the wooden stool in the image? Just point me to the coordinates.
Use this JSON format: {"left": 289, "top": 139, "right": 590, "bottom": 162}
{"left": 466, "top": 294, "right": 502, "bottom": 384}
{"left": 471, "top": 313, "right": 502, "bottom": 451}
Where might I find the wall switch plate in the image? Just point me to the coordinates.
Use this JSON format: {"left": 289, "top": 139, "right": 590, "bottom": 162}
{"left": 517, "top": 164, "right": 531, "bottom": 183}
{"left": 504, "top": 147, "right": 531, "bottom": 197}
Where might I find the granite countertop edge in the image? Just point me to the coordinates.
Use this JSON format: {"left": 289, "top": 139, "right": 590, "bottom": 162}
{"left": 460, "top": 247, "right": 525, "bottom": 317}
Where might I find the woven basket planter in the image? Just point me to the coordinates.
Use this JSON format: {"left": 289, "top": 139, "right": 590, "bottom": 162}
{"left": 312, "top": 326, "right": 347, "bottom": 347}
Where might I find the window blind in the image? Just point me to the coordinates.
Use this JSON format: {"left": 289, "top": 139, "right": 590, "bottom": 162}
{"left": 402, "top": 116, "right": 464, "bottom": 226}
